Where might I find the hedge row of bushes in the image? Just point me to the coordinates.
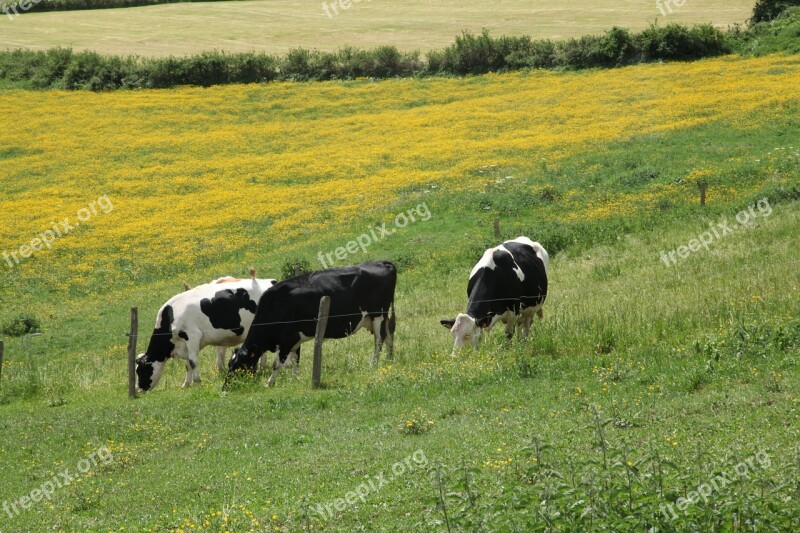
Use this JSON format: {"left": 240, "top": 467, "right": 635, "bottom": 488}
{"left": 0, "top": 23, "right": 734, "bottom": 90}
{"left": 428, "top": 24, "right": 731, "bottom": 74}
{"left": 1, "top": 0, "right": 233, "bottom": 14}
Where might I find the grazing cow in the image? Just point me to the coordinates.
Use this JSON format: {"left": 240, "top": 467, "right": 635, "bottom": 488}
{"left": 136, "top": 269, "right": 277, "bottom": 392}
{"left": 441, "top": 237, "right": 548, "bottom": 352}
{"left": 228, "top": 260, "right": 396, "bottom": 387}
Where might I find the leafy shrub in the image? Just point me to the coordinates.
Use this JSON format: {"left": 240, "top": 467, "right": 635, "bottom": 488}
{"left": 62, "top": 52, "right": 137, "bottom": 90}
{"left": 281, "top": 258, "right": 312, "bottom": 279}
{"left": 731, "top": 7, "right": 800, "bottom": 55}
{"left": 638, "top": 23, "right": 731, "bottom": 61}
{"left": 505, "top": 38, "right": 558, "bottom": 69}
{"left": 2, "top": 314, "right": 42, "bottom": 337}
{"left": 751, "top": 0, "right": 800, "bottom": 22}
{"left": 561, "top": 27, "right": 639, "bottom": 69}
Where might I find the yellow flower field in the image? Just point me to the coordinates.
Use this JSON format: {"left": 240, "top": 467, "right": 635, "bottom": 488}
{"left": 1, "top": 54, "right": 799, "bottom": 289}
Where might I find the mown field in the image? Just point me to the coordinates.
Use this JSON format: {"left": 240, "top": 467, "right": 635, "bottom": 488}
{"left": 1, "top": 53, "right": 799, "bottom": 530}
{"left": 0, "top": 0, "right": 754, "bottom": 57}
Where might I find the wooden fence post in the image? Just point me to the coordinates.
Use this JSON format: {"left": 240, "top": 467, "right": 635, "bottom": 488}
{"left": 312, "top": 296, "right": 330, "bottom": 389}
{"left": 0, "top": 340, "right": 4, "bottom": 390}
{"left": 699, "top": 182, "right": 707, "bottom": 207}
{"left": 127, "top": 307, "right": 138, "bottom": 399}
{"left": 493, "top": 218, "right": 500, "bottom": 238}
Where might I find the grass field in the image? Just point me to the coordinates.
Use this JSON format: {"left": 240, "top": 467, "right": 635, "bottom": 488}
{"left": 0, "top": 0, "right": 755, "bottom": 57}
{"left": 1, "top": 52, "right": 800, "bottom": 530}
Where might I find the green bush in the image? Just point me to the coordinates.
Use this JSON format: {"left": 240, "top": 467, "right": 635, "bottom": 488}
{"left": 561, "top": 27, "right": 640, "bottom": 69}
{"left": 751, "top": 0, "right": 800, "bottom": 22}
{"left": 2, "top": 314, "right": 42, "bottom": 337}
{"left": 638, "top": 23, "right": 731, "bottom": 61}
{"left": 731, "top": 7, "right": 800, "bottom": 55}
{"left": 281, "top": 259, "right": 312, "bottom": 279}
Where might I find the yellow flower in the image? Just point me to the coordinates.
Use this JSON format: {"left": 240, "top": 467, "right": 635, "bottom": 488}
{"left": 2, "top": 56, "right": 798, "bottom": 287}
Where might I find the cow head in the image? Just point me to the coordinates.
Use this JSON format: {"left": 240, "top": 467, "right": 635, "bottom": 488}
{"left": 135, "top": 353, "right": 167, "bottom": 392}
{"left": 440, "top": 313, "right": 492, "bottom": 352}
{"left": 228, "top": 346, "right": 260, "bottom": 374}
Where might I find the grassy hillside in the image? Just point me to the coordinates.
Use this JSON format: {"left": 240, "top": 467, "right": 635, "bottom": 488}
{"left": 0, "top": 0, "right": 754, "bottom": 57}
{"left": 0, "top": 55, "right": 799, "bottom": 530}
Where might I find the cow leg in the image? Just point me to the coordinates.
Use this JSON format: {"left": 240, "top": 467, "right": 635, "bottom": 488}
{"left": 182, "top": 359, "right": 194, "bottom": 388}
{"left": 383, "top": 314, "right": 395, "bottom": 361}
{"left": 504, "top": 314, "right": 517, "bottom": 340}
{"left": 185, "top": 338, "right": 201, "bottom": 386}
{"left": 267, "top": 339, "right": 297, "bottom": 387}
{"left": 371, "top": 316, "right": 384, "bottom": 367}
{"left": 519, "top": 312, "right": 533, "bottom": 339}
{"left": 267, "top": 356, "right": 283, "bottom": 388}
{"left": 291, "top": 346, "right": 301, "bottom": 377}
{"left": 215, "top": 346, "right": 226, "bottom": 372}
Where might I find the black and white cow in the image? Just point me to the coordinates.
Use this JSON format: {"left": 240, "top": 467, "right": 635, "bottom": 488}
{"left": 136, "top": 269, "right": 277, "bottom": 392}
{"left": 441, "top": 237, "right": 548, "bottom": 352}
{"left": 228, "top": 260, "right": 396, "bottom": 386}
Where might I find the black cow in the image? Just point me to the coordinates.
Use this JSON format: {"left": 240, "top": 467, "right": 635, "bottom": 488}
{"left": 440, "top": 237, "right": 548, "bottom": 352}
{"left": 228, "top": 260, "right": 396, "bottom": 386}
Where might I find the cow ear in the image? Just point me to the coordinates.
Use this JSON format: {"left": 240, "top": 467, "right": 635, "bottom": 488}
{"left": 440, "top": 319, "right": 456, "bottom": 330}
{"left": 136, "top": 354, "right": 148, "bottom": 365}
{"left": 477, "top": 316, "right": 492, "bottom": 329}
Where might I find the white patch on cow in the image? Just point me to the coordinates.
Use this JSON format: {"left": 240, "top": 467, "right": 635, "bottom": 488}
{"left": 509, "top": 236, "right": 549, "bottom": 273}
{"left": 470, "top": 245, "right": 525, "bottom": 282}
{"left": 469, "top": 248, "right": 497, "bottom": 279}
{"left": 350, "top": 311, "right": 373, "bottom": 336}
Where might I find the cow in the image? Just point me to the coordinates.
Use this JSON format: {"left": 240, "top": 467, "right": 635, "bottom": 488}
{"left": 228, "top": 260, "right": 397, "bottom": 387}
{"left": 440, "top": 237, "right": 548, "bottom": 352}
{"left": 135, "top": 268, "right": 277, "bottom": 392}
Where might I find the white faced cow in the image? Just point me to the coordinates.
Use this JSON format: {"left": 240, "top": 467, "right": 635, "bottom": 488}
{"left": 136, "top": 269, "right": 277, "bottom": 392}
{"left": 441, "top": 237, "right": 548, "bottom": 352}
{"left": 228, "top": 261, "right": 396, "bottom": 387}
